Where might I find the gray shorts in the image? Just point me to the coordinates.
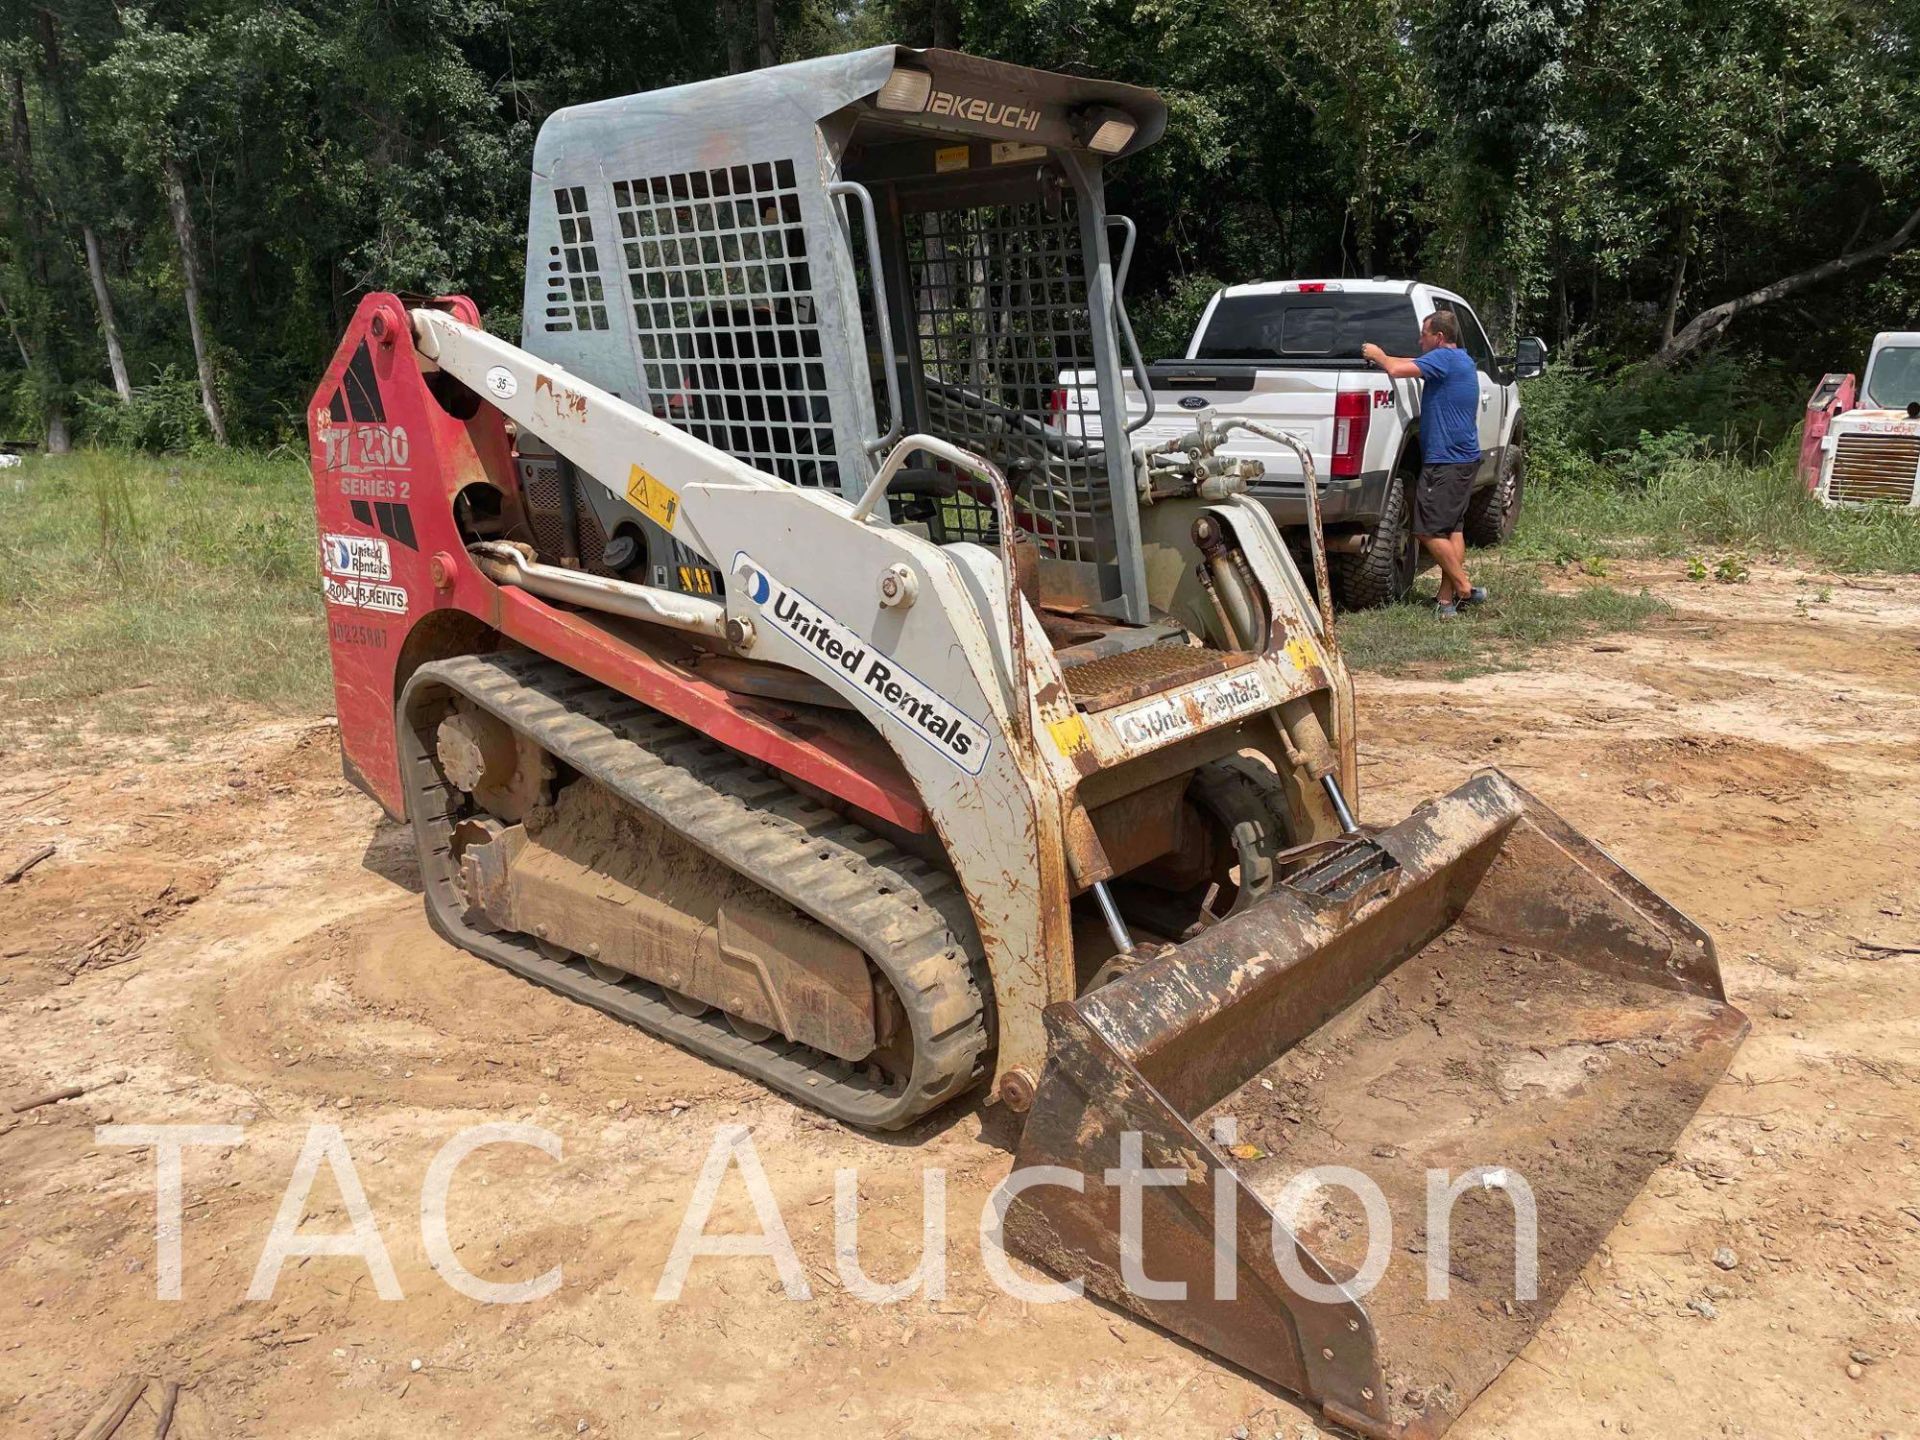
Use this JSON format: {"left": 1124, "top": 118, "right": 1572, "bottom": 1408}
{"left": 1414, "top": 461, "right": 1478, "bottom": 537}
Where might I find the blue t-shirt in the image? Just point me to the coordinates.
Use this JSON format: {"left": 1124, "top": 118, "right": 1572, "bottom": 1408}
{"left": 1413, "top": 346, "right": 1482, "bottom": 465}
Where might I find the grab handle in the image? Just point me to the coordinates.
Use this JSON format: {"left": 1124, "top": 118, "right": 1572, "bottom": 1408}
{"left": 827, "top": 180, "right": 904, "bottom": 457}
{"left": 1107, "top": 215, "right": 1156, "bottom": 435}
{"left": 852, "top": 433, "right": 1032, "bottom": 748}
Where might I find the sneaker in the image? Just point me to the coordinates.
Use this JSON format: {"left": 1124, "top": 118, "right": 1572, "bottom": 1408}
{"left": 1459, "top": 586, "right": 1490, "bottom": 607}
{"left": 1435, "top": 601, "right": 1461, "bottom": 619}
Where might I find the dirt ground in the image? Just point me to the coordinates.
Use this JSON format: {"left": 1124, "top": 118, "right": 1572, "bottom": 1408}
{"left": 3, "top": 560, "right": 1917, "bottom": 1440}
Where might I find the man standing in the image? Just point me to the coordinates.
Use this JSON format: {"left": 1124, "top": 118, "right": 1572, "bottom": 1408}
{"left": 1362, "top": 311, "right": 1488, "bottom": 617}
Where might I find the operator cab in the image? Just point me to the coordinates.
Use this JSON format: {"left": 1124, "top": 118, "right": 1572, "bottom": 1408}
{"left": 518, "top": 48, "right": 1168, "bottom": 638}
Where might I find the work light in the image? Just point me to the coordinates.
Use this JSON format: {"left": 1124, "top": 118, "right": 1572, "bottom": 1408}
{"left": 1075, "top": 106, "right": 1136, "bottom": 154}
{"left": 876, "top": 63, "right": 932, "bottom": 112}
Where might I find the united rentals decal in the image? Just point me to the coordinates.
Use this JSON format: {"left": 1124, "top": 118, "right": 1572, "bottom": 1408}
{"left": 1108, "top": 667, "right": 1272, "bottom": 751}
{"left": 321, "top": 532, "right": 392, "bottom": 582}
{"left": 733, "top": 553, "right": 991, "bottom": 775}
{"left": 322, "top": 574, "right": 409, "bottom": 615}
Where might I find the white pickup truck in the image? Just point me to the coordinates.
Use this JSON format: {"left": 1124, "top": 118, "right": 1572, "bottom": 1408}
{"left": 1064, "top": 278, "right": 1545, "bottom": 607}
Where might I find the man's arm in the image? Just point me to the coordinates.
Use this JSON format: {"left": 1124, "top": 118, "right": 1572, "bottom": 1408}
{"left": 1360, "top": 342, "right": 1422, "bottom": 380}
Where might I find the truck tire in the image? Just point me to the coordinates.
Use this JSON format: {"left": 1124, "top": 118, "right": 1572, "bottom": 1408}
{"left": 1464, "top": 438, "right": 1526, "bottom": 547}
{"left": 1330, "top": 470, "right": 1417, "bottom": 610}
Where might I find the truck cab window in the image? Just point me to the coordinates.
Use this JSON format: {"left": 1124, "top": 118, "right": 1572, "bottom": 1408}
{"left": 1195, "top": 293, "right": 1420, "bottom": 361}
{"left": 1281, "top": 306, "right": 1338, "bottom": 352}
{"left": 1448, "top": 301, "right": 1494, "bottom": 372}
{"left": 1866, "top": 346, "right": 1920, "bottom": 408}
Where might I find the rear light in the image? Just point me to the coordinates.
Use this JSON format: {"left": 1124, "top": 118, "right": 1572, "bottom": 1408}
{"left": 1049, "top": 386, "right": 1068, "bottom": 432}
{"left": 1296, "top": 282, "right": 1327, "bottom": 294}
{"left": 1332, "top": 390, "right": 1371, "bottom": 478}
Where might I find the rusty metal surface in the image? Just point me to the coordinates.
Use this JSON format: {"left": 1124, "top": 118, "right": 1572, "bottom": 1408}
{"left": 1045, "top": 612, "right": 1191, "bottom": 664}
{"left": 1060, "top": 803, "right": 1114, "bottom": 890}
{"left": 1003, "top": 768, "right": 1748, "bottom": 1437}
{"left": 1060, "top": 640, "right": 1242, "bottom": 711}
{"left": 1084, "top": 773, "right": 1191, "bottom": 885}
{"left": 1203, "top": 940, "right": 1743, "bottom": 1435}
{"left": 1034, "top": 554, "right": 1111, "bottom": 613}
{"left": 1827, "top": 432, "right": 1920, "bottom": 505}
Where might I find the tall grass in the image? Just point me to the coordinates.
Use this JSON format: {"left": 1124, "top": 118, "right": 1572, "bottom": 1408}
{"left": 0, "top": 448, "right": 327, "bottom": 735}
{"left": 1520, "top": 355, "right": 1805, "bottom": 467}
{"left": 1513, "top": 356, "right": 1920, "bottom": 573}
{"left": 1511, "top": 439, "right": 1920, "bottom": 574}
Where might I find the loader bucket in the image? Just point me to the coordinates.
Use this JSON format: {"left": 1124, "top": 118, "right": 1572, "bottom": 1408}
{"left": 1003, "top": 770, "right": 1747, "bottom": 1439}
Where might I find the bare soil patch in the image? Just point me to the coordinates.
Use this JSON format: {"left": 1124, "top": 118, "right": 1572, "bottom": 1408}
{"left": 3, "top": 562, "right": 1918, "bottom": 1439}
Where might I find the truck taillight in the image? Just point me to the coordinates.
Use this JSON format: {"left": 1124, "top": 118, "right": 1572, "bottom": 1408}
{"left": 1331, "top": 390, "right": 1370, "bottom": 478}
{"left": 1049, "top": 387, "right": 1068, "bottom": 432}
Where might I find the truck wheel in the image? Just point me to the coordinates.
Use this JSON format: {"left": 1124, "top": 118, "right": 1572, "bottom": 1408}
{"left": 1464, "top": 440, "right": 1526, "bottom": 547}
{"left": 1330, "top": 471, "right": 1417, "bottom": 610}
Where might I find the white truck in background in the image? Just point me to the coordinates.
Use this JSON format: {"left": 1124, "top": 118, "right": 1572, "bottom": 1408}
{"left": 1062, "top": 279, "right": 1545, "bottom": 608}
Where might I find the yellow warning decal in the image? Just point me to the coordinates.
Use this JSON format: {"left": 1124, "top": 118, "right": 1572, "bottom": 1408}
{"left": 626, "top": 463, "right": 680, "bottom": 530}
{"left": 934, "top": 144, "right": 971, "bottom": 173}
{"left": 1046, "top": 712, "right": 1094, "bottom": 759}
{"left": 1282, "top": 634, "right": 1322, "bottom": 674}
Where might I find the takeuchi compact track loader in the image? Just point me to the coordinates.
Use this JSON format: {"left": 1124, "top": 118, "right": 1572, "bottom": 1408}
{"left": 310, "top": 48, "right": 1746, "bottom": 1437}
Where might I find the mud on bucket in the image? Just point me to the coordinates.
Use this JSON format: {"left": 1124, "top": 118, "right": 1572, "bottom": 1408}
{"left": 1001, "top": 769, "right": 1747, "bottom": 1439}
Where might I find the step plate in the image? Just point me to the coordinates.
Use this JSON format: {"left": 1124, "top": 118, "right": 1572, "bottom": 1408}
{"left": 1061, "top": 640, "right": 1247, "bottom": 711}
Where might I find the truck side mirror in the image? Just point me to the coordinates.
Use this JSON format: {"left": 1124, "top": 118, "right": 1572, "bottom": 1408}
{"left": 1512, "top": 335, "right": 1547, "bottom": 381}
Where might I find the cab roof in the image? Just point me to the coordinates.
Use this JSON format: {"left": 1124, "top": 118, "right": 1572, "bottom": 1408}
{"left": 534, "top": 46, "right": 1169, "bottom": 167}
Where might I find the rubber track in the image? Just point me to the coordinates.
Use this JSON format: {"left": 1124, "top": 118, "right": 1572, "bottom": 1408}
{"left": 399, "top": 651, "right": 992, "bottom": 1130}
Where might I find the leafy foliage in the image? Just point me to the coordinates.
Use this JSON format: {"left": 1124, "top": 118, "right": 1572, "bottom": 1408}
{"left": 0, "top": 0, "right": 1915, "bottom": 448}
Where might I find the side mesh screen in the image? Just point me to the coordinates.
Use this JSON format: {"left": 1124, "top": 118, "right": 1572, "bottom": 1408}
{"left": 903, "top": 196, "right": 1103, "bottom": 564}
{"left": 544, "top": 186, "right": 609, "bottom": 333}
{"left": 612, "top": 160, "right": 839, "bottom": 490}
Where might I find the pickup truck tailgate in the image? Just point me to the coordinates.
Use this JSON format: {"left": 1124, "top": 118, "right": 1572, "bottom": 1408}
{"left": 1063, "top": 362, "right": 1387, "bottom": 499}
